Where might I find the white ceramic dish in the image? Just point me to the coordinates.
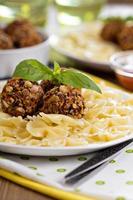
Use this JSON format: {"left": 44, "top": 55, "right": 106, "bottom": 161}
{"left": 110, "top": 50, "right": 133, "bottom": 72}
{"left": 50, "top": 35, "right": 112, "bottom": 72}
{"left": 50, "top": 22, "right": 121, "bottom": 72}
{"left": 0, "top": 135, "right": 132, "bottom": 156}
{"left": 0, "top": 80, "right": 132, "bottom": 156}
{"left": 0, "top": 35, "right": 49, "bottom": 79}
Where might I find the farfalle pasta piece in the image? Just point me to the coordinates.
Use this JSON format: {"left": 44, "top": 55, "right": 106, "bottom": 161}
{"left": 0, "top": 117, "right": 27, "bottom": 138}
{"left": 27, "top": 117, "right": 49, "bottom": 138}
{"left": 0, "top": 82, "right": 133, "bottom": 147}
{"left": 40, "top": 113, "right": 88, "bottom": 127}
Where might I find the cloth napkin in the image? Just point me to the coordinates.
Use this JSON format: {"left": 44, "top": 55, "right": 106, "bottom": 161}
{"left": 0, "top": 143, "right": 133, "bottom": 200}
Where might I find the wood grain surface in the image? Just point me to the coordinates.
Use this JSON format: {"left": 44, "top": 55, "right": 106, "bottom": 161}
{"left": 0, "top": 177, "right": 55, "bottom": 200}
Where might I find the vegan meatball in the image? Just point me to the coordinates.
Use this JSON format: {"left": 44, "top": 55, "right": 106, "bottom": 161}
{"left": 117, "top": 26, "right": 133, "bottom": 50}
{"left": 101, "top": 20, "right": 125, "bottom": 43}
{"left": 40, "top": 85, "right": 85, "bottom": 118}
{"left": 1, "top": 78, "right": 44, "bottom": 117}
{"left": 0, "top": 29, "right": 13, "bottom": 49}
{"left": 5, "top": 19, "right": 33, "bottom": 34}
{"left": 5, "top": 19, "right": 44, "bottom": 48}
{"left": 40, "top": 80, "right": 58, "bottom": 93}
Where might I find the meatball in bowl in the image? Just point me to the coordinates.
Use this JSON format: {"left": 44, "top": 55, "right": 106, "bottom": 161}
{"left": 0, "top": 19, "right": 49, "bottom": 79}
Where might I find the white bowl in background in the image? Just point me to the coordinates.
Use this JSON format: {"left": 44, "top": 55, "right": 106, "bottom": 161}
{"left": 110, "top": 51, "right": 133, "bottom": 91}
{"left": 0, "top": 36, "right": 49, "bottom": 79}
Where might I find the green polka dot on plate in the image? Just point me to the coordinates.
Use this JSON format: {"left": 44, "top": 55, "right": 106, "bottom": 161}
{"left": 116, "top": 196, "right": 126, "bottom": 200}
{"left": 109, "top": 159, "right": 116, "bottom": 163}
{"left": 78, "top": 156, "right": 87, "bottom": 161}
{"left": 95, "top": 180, "right": 105, "bottom": 185}
{"left": 28, "top": 166, "right": 37, "bottom": 170}
{"left": 126, "top": 181, "right": 133, "bottom": 185}
{"left": 115, "top": 169, "right": 125, "bottom": 174}
{"left": 36, "top": 173, "right": 44, "bottom": 177}
{"left": 57, "top": 168, "right": 66, "bottom": 173}
{"left": 49, "top": 157, "right": 58, "bottom": 161}
{"left": 125, "top": 149, "right": 133, "bottom": 153}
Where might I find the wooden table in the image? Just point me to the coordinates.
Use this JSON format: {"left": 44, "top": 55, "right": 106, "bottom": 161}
{"left": 0, "top": 177, "right": 53, "bottom": 200}
{"left": 0, "top": 0, "right": 132, "bottom": 199}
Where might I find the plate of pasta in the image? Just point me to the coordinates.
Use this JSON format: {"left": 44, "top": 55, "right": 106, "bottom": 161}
{"left": 50, "top": 20, "right": 133, "bottom": 72}
{"left": 50, "top": 22, "right": 120, "bottom": 72}
{"left": 0, "top": 59, "right": 133, "bottom": 156}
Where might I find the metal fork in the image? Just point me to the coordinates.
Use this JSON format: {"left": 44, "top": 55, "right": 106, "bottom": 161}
{"left": 64, "top": 139, "right": 133, "bottom": 185}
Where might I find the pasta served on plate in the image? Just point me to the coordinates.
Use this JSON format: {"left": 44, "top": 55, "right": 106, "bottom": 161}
{"left": 0, "top": 81, "right": 133, "bottom": 147}
{"left": 57, "top": 22, "right": 120, "bottom": 62}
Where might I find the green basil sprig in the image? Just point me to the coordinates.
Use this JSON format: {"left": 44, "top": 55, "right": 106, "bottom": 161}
{"left": 13, "top": 59, "right": 101, "bottom": 93}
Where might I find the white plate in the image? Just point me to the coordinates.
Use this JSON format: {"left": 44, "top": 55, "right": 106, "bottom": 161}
{"left": 50, "top": 22, "right": 120, "bottom": 72}
{"left": 0, "top": 135, "right": 133, "bottom": 156}
{"left": 0, "top": 81, "right": 132, "bottom": 156}
{"left": 50, "top": 36, "right": 111, "bottom": 73}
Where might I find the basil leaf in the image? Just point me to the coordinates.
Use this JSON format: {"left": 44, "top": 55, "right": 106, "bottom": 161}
{"left": 58, "top": 70, "right": 101, "bottom": 93}
{"left": 13, "top": 59, "right": 101, "bottom": 93}
{"left": 53, "top": 62, "right": 61, "bottom": 75}
{"left": 13, "top": 59, "right": 53, "bottom": 81}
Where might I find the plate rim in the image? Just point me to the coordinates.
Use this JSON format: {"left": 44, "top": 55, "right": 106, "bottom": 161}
{"left": 0, "top": 78, "right": 132, "bottom": 155}
{"left": 0, "top": 134, "right": 132, "bottom": 150}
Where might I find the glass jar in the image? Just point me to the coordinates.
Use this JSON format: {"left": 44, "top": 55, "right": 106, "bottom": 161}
{"left": 0, "top": 0, "right": 49, "bottom": 26}
{"left": 110, "top": 51, "right": 133, "bottom": 91}
{"left": 54, "top": 0, "right": 106, "bottom": 26}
